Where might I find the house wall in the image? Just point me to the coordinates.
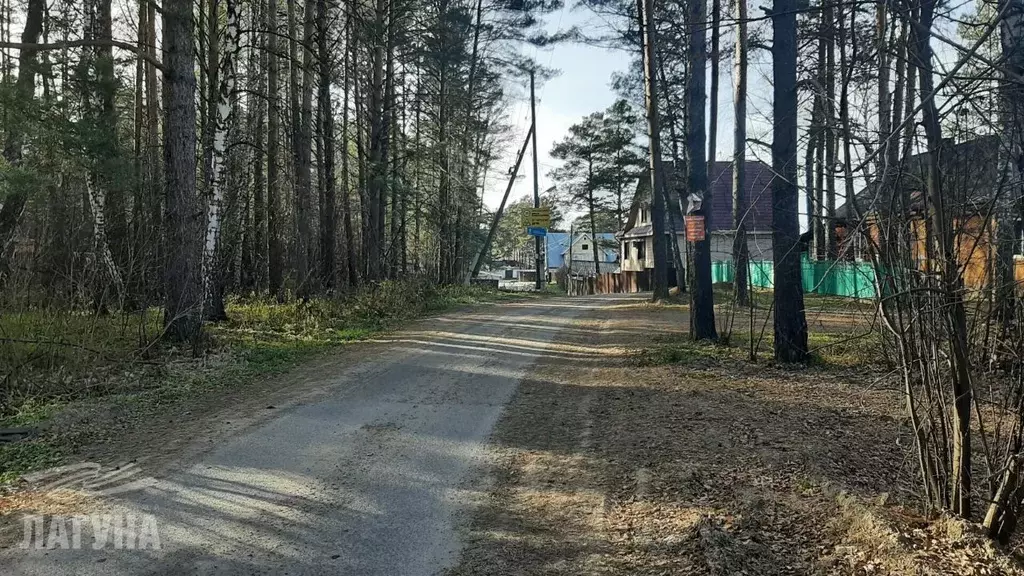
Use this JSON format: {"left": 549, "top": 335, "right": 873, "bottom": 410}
{"left": 621, "top": 237, "right": 654, "bottom": 272}
{"left": 709, "top": 231, "right": 773, "bottom": 262}
{"left": 839, "top": 215, "right": 1001, "bottom": 293}
{"left": 620, "top": 231, "right": 774, "bottom": 273}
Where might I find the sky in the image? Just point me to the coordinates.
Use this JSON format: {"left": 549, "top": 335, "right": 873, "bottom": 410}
{"left": 479, "top": 6, "right": 633, "bottom": 213}
{"left": 478, "top": 3, "right": 778, "bottom": 219}
{"left": 478, "top": 1, "right": 981, "bottom": 232}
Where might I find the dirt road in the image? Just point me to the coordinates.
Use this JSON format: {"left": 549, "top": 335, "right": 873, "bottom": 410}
{"left": 1, "top": 295, "right": 639, "bottom": 576}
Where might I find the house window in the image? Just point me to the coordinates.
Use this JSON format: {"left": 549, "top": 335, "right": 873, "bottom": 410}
{"left": 635, "top": 240, "right": 646, "bottom": 260}
{"left": 581, "top": 243, "right": 589, "bottom": 251}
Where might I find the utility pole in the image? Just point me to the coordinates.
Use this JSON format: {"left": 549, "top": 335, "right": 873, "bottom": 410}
{"left": 467, "top": 125, "right": 534, "bottom": 281}
{"left": 530, "top": 69, "right": 543, "bottom": 290}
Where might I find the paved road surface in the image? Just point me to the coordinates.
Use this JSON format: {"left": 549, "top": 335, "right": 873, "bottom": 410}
{"left": 1, "top": 296, "right": 625, "bottom": 576}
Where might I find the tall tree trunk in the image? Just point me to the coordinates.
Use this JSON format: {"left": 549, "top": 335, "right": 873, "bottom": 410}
{"left": 80, "top": 0, "right": 124, "bottom": 310}
{"left": 0, "top": 0, "right": 41, "bottom": 263}
{"left": 162, "top": 0, "right": 203, "bottom": 342}
{"left": 203, "top": 0, "right": 240, "bottom": 321}
{"left": 318, "top": 0, "right": 336, "bottom": 291}
{"left": 638, "top": 0, "right": 669, "bottom": 300}
{"left": 342, "top": 12, "right": 357, "bottom": 288}
{"left": 771, "top": 0, "right": 808, "bottom": 362}
{"left": 732, "top": 0, "right": 749, "bottom": 307}
{"left": 810, "top": 6, "right": 828, "bottom": 259}
{"left": 708, "top": 0, "right": 720, "bottom": 170}
{"left": 686, "top": 0, "right": 717, "bottom": 338}
{"left": 656, "top": 54, "right": 689, "bottom": 291}
{"left": 587, "top": 158, "right": 601, "bottom": 276}
{"left": 383, "top": 16, "right": 397, "bottom": 279}
{"left": 994, "top": 0, "right": 1024, "bottom": 321}
{"left": 145, "top": 0, "right": 161, "bottom": 299}
{"left": 413, "top": 66, "right": 423, "bottom": 275}
{"left": 267, "top": 0, "right": 285, "bottom": 299}
{"left": 249, "top": 0, "right": 268, "bottom": 292}
{"left": 286, "top": 0, "right": 301, "bottom": 288}
{"left": 437, "top": 23, "right": 452, "bottom": 283}
{"left": 366, "top": 0, "right": 389, "bottom": 282}
{"left": 824, "top": 6, "right": 838, "bottom": 259}
{"left": 294, "top": 0, "right": 316, "bottom": 297}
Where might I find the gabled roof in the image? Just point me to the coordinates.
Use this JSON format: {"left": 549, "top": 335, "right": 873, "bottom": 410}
{"left": 622, "top": 159, "right": 775, "bottom": 236}
{"left": 561, "top": 232, "right": 618, "bottom": 263}
{"left": 836, "top": 135, "right": 1002, "bottom": 221}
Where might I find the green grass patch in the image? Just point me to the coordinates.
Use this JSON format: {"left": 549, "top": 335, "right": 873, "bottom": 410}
{"left": 0, "top": 441, "right": 62, "bottom": 484}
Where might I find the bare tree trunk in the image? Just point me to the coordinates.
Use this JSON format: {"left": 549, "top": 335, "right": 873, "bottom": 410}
{"left": 318, "top": 0, "right": 336, "bottom": 291}
{"left": 771, "top": 0, "right": 808, "bottom": 362}
{"left": 294, "top": 0, "right": 316, "bottom": 297}
{"left": 655, "top": 51, "right": 688, "bottom": 290}
{"left": 824, "top": 7, "right": 838, "bottom": 259}
{"left": 342, "top": 11, "right": 357, "bottom": 288}
{"left": 75, "top": 0, "right": 124, "bottom": 312}
{"left": 383, "top": 19, "right": 397, "bottom": 279}
{"left": 267, "top": 0, "right": 285, "bottom": 299}
{"left": 686, "top": 0, "right": 717, "bottom": 338}
{"left": 708, "top": 0, "right": 720, "bottom": 171}
{"left": 162, "top": 0, "right": 203, "bottom": 343}
{"left": 587, "top": 158, "right": 601, "bottom": 276}
{"left": 732, "top": 0, "right": 749, "bottom": 306}
{"left": 202, "top": 0, "right": 241, "bottom": 321}
{"left": 365, "top": 0, "right": 389, "bottom": 282}
{"left": 249, "top": 0, "right": 268, "bottom": 292}
{"left": 145, "top": 0, "right": 161, "bottom": 299}
{"left": 638, "top": 0, "right": 669, "bottom": 300}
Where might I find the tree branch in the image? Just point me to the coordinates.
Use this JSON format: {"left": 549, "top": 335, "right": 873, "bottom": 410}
{"left": 0, "top": 39, "right": 167, "bottom": 74}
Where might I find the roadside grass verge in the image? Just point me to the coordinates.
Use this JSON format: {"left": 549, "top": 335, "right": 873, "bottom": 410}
{"left": 0, "top": 280, "right": 540, "bottom": 483}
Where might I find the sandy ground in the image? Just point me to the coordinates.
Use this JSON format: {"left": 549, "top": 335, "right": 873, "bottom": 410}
{"left": 445, "top": 298, "right": 1024, "bottom": 576}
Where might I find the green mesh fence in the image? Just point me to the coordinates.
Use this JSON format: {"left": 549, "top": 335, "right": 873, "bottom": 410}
{"left": 710, "top": 256, "right": 878, "bottom": 299}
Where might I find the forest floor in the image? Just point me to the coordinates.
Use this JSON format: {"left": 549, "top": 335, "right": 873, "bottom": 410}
{"left": 444, "top": 290, "right": 1024, "bottom": 576}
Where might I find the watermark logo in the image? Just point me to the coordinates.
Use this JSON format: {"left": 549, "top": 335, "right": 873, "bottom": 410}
{"left": 12, "top": 462, "right": 161, "bottom": 550}
{"left": 19, "top": 514, "right": 161, "bottom": 550}
{"left": 22, "top": 462, "right": 157, "bottom": 496}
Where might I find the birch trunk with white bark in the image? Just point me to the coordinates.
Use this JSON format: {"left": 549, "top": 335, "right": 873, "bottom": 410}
{"left": 202, "top": 0, "right": 241, "bottom": 319}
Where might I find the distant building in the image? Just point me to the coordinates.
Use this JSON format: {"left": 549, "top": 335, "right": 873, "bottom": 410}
{"left": 619, "top": 160, "right": 775, "bottom": 282}
{"left": 561, "top": 232, "right": 618, "bottom": 276}
{"left": 834, "top": 135, "right": 1023, "bottom": 291}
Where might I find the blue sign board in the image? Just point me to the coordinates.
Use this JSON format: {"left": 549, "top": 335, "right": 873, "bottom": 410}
{"left": 527, "top": 226, "right": 547, "bottom": 237}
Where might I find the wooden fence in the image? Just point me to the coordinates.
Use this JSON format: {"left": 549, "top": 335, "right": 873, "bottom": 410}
{"left": 566, "top": 270, "right": 651, "bottom": 296}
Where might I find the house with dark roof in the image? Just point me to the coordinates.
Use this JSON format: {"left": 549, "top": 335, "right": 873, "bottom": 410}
{"left": 834, "top": 135, "right": 1023, "bottom": 290}
{"left": 619, "top": 160, "right": 776, "bottom": 278}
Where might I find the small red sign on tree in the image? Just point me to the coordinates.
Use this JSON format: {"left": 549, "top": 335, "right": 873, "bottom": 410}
{"left": 684, "top": 215, "right": 705, "bottom": 242}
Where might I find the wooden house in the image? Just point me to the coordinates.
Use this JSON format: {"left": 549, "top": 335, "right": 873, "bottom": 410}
{"left": 833, "top": 135, "right": 1024, "bottom": 292}
{"left": 619, "top": 160, "right": 776, "bottom": 286}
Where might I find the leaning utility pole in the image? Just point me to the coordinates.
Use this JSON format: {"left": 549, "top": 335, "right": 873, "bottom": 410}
{"left": 530, "top": 69, "right": 543, "bottom": 290}
{"left": 638, "top": 0, "right": 669, "bottom": 301}
{"left": 467, "top": 125, "right": 534, "bottom": 281}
